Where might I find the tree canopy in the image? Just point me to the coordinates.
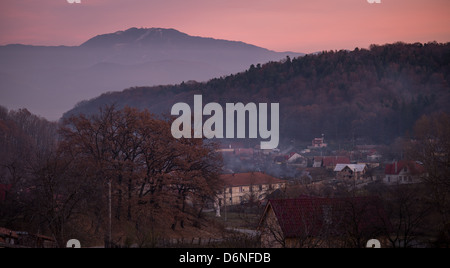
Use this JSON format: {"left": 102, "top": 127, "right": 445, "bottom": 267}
{"left": 65, "top": 42, "right": 450, "bottom": 145}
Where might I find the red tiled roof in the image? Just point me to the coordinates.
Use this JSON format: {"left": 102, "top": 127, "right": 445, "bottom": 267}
{"left": 220, "top": 172, "right": 285, "bottom": 187}
{"left": 263, "top": 196, "right": 390, "bottom": 238}
{"left": 323, "top": 156, "right": 350, "bottom": 167}
{"left": 385, "top": 161, "right": 426, "bottom": 175}
{"left": 314, "top": 156, "right": 350, "bottom": 167}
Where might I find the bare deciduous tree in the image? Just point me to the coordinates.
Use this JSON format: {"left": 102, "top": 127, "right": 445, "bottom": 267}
{"left": 59, "top": 106, "right": 223, "bottom": 246}
{"left": 405, "top": 113, "right": 450, "bottom": 246}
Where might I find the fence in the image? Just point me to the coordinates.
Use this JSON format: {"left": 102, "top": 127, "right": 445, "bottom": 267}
{"left": 157, "top": 237, "right": 224, "bottom": 248}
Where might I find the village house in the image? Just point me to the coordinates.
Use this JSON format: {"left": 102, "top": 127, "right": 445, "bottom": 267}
{"left": 287, "top": 153, "right": 307, "bottom": 168}
{"left": 274, "top": 152, "right": 306, "bottom": 167}
{"left": 259, "top": 196, "right": 390, "bottom": 248}
{"left": 383, "top": 161, "right": 426, "bottom": 185}
{"left": 313, "top": 157, "right": 323, "bottom": 168}
{"left": 309, "top": 136, "right": 328, "bottom": 149}
{"left": 0, "top": 228, "right": 57, "bottom": 248}
{"left": 217, "top": 172, "right": 286, "bottom": 207}
{"left": 334, "top": 164, "right": 368, "bottom": 181}
{"left": 313, "top": 156, "right": 351, "bottom": 169}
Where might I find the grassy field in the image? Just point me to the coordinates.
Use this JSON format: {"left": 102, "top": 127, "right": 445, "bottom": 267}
{"left": 203, "top": 207, "right": 262, "bottom": 230}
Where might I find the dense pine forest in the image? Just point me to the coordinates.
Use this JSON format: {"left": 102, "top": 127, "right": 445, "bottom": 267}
{"left": 65, "top": 42, "right": 450, "bottom": 145}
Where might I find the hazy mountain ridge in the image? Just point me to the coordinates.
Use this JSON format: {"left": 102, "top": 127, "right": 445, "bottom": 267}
{"left": 82, "top": 28, "right": 263, "bottom": 50}
{"left": 65, "top": 42, "right": 450, "bottom": 144}
{"left": 0, "top": 28, "right": 302, "bottom": 120}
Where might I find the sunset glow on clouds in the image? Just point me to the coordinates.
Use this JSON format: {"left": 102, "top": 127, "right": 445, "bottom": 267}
{"left": 0, "top": 0, "right": 449, "bottom": 53}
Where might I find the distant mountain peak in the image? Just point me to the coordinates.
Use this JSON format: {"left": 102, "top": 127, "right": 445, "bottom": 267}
{"left": 114, "top": 27, "right": 186, "bottom": 37}
{"left": 0, "top": 27, "right": 304, "bottom": 120}
{"left": 80, "top": 27, "right": 190, "bottom": 48}
{"left": 79, "top": 27, "right": 270, "bottom": 51}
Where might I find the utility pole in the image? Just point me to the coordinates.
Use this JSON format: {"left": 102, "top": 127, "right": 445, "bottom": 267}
{"left": 224, "top": 187, "right": 228, "bottom": 222}
{"left": 108, "top": 179, "right": 112, "bottom": 248}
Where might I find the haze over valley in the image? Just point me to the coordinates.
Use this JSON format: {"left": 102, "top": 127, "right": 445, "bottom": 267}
{"left": 0, "top": 27, "right": 302, "bottom": 121}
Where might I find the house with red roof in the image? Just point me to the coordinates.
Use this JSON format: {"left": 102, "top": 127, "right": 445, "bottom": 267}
{"left": 383, "top": 161, "right": 426, "bottom": 185}
{"left": 259, "top": 196, "right": 390, "bottom": 248}
{"left": 313, "top": 156, "right": 351, "bottom": 169}
{"left": 218, "top": 172, "right": 286, "bottom": 206}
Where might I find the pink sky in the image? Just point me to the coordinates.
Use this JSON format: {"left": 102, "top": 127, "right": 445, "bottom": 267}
{"left": 0, "top": 0, "right": 449, "bottom": 53}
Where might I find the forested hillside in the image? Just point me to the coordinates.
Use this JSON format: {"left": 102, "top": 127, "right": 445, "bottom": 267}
{"left": 65, "top": 42, "right": 450, "bottom": 144}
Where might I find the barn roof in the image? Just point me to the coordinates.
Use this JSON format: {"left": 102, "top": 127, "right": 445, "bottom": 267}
{"left": 261, "top": 196, "right": 390, "bottom": 238}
